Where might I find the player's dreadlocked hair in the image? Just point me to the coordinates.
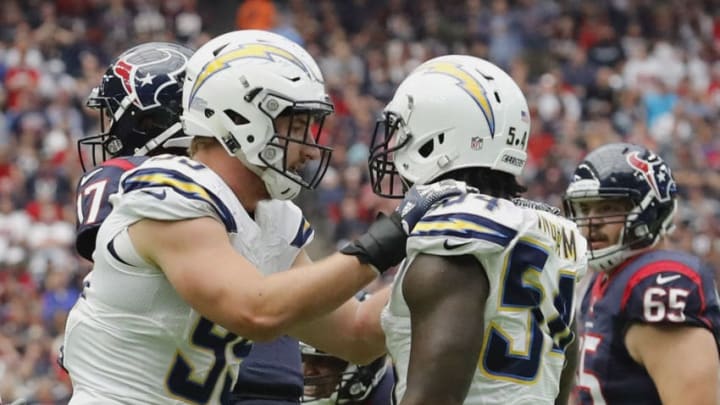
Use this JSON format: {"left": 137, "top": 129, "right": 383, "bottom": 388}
{"left": 436, "top": 167, "right": 527, "bottom": 200}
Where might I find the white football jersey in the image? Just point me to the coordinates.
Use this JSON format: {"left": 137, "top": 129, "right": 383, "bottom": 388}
{"left": 63, "top": 155, "right": 313, "bottom": 404}
{"left": 382, "top": 194, "right": 587, "bottom": 404}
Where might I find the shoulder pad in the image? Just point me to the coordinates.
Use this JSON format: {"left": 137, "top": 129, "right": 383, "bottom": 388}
{"left": 408, "top": 194, "right": 521, "bottom": 256}
{"left": 621, "top": 259, "right": 712, "bottom": 327}
{"left": 116, "top": 156, "right": 239, "bottom": 232}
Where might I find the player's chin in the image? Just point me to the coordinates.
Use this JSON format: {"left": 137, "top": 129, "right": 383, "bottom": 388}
{"left": 303, "top": 388, "right": 329, "bottom": 399}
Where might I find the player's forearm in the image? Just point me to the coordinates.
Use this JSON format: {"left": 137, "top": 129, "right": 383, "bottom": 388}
{"left": 349, "top": 286, "right": 389, "bottom": 362}
{"left": 286, "top": 290, "right": 388, "bottom": 364}
{"left": 326, "top": 287, "right": 388, "bottom": 364}
{"left": 355, "top": 286, "right": 389, "bottom": 337}
{"left": 243, "top": 253, "right": 376, "bottom": 340}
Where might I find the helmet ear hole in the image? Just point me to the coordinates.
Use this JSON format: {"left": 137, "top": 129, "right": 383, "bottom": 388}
{"left": 418, "top": 132, "right": 446, "bottom": 157}
{"left": 224, "top": 109, "right": 249, "bottom": 125}
{"left": 418, "top": 139, "right": 434, "bottom": 158}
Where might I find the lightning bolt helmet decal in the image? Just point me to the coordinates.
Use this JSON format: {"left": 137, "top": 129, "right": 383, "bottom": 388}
{"left": 415, "top": 61, "right": 496, "bottom": 137}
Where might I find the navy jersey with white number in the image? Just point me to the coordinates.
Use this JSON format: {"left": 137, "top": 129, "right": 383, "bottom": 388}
{"left": 575, "top": 250, "right": 720, "bottom": 404}
{"left": 75, "top": 156, "right": 148, "bottom": 261}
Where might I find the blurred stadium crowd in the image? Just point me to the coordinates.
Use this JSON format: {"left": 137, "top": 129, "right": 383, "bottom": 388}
{"left": 0, "top": 0, "right": 718, "bottom": 402}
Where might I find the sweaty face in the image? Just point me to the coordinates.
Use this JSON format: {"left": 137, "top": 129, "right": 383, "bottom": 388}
{"left": 302, "top": 354, "right": 347, "bottom": 399}
{"left": 572, "top": 198, "right": 633, "bottom": 251}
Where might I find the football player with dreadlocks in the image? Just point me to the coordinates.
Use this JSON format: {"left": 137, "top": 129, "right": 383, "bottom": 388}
{"left": 368, "top": 54, "right": 587, "bottom": 404}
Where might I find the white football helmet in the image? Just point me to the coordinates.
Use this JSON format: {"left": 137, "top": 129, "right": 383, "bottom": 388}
{"left": 368, "top": 55, "right": 530, "bottom": 197}
{"left": 181, "top": 30, "right": 333, "bottom": 200}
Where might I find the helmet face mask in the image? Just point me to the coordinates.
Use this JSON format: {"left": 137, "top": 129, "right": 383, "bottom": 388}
{"left": 302, "top": 354, "right": 350, "bottom": 401}
{"left": 565, "top": 195, "right": 638, "bottom": 270}
{"left": 300, "top": 343, "right": 387, "bottom": 404}
{"left": 181, "top": 30, "right": 334, "bottom": 200}
{"left": 368, "top": 55, "right": 530, "bottom": 198}
{"left": 79, "top": 42, "right": 192, "bottom": 171}
{"left": 563, "top": 143, "right": 678, "bottom": 271}
{"left": 368, "top": 111, "right": 413, "bottom": 198}
{"left": 255, "top": 95, "right": 333, "bottom": 193}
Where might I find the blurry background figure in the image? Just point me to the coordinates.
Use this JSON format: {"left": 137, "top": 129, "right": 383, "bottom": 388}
{"left": 236, "top": 0, "right": 276, "bottom": 30}
{"left": 301, "top": 343, "right": 393, "bottom": 405}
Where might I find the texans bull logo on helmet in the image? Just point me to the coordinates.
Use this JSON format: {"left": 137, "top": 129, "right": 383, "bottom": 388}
{"left": 112, "top": 46, "right": 189, "bottom": 111}
{"left": 626, "top": 151, "right": 676, "bottom": 203}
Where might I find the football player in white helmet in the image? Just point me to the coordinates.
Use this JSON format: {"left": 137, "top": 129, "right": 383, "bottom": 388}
{"left": 368, "top": 55, "right": 588, "bottom": 404}
{"left": 62, "top": 29, "right": 472, "bottom": 404}
{"left": 182, "top": 29, "right": 333, "bottom": 201}
{"left": 184, "top": 29, "right": 327, "bottom": 405}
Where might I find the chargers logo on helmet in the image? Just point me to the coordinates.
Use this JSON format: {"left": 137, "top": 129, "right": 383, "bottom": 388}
{"left": 190, "top": 42, "right": 316, "bottom": 102}
{"left": 416, "top": 61, "right": 496, "bottom": 137}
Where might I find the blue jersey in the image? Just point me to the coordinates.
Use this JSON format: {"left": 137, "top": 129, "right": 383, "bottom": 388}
{"left": 575, "top": 250, "right": 720, "bottom": 404}
{"left": 366, "top": 365, "right": 395, "bottom": 405}
{"left": 75, "top": 156, "right": 148, "bottom": 261}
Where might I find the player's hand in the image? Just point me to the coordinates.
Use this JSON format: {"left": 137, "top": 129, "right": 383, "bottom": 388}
{"left": 341, "top": 180, "right": 475, "bottom": 274}
{"left": 397, "top": 180, "right": 477, "bottom": 233}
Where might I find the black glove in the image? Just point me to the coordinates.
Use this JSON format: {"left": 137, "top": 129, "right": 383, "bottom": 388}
{"left": 341, "top": 180, "right": 476, "bottom": 273}
{"left": 512, "top": 197, "right": 562, "bottom": 216}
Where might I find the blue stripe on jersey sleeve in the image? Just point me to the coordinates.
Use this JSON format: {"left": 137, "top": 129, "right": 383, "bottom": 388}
{"left": 411, "top": 212, "right": 517, "bottom": 247}
{"left": 290, "top": 218, "right": 313, "bottom": 248}
{"left": 122, "top": 168, "right": 237, "bottom": 233}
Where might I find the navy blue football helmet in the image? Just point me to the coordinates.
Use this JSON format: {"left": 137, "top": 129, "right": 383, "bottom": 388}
{"left": 78, "top": 42, "right": 193, "bottom": 171}
{"left": 300, "top": 343, "right": 387, "bottom": 404}
{"left": 563, "top": 143, "right": 678, "bottom": 270}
